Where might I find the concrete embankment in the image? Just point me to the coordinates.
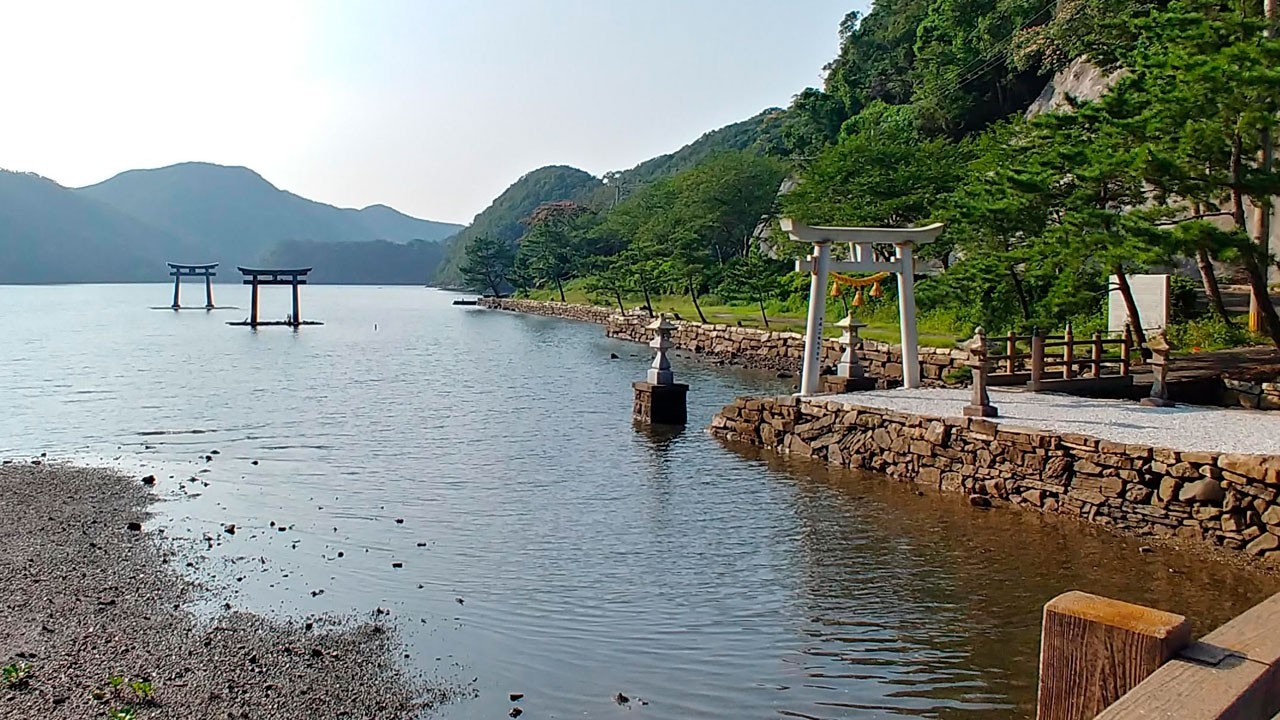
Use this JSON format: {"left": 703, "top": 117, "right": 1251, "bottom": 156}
{"left": 477, "top": 297, "right": 969, "bottom": 381}
{"left": 710, "top": 390, "right": 1280, "bottom": 561}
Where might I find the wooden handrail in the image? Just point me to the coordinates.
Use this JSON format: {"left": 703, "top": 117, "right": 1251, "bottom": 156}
{"left": 1091, "top": 591, "right": 1280, "bottom": 720}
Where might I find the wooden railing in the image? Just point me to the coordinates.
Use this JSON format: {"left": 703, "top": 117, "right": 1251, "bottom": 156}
{"left": 1037, "top": 590, "right": 1280, "bottom": 720}
{"left": 987, "top": 325, "right": 1136, "bottom": 391}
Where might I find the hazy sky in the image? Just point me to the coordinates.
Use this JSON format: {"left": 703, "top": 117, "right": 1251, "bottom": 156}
{"left": 0, "top": 1, "right": 862, "bottom": 224}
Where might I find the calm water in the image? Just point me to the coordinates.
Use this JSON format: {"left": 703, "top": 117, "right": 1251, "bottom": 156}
{"left": 1, "top": 284, "right": 1275, "bottom": 719}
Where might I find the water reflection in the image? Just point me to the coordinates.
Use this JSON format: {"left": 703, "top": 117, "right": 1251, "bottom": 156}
{"left": 0, "top": 284, "right": 1273, "bottom": 720}
{"left": 734, "top": 446, "right": 1280, "bottom": 719}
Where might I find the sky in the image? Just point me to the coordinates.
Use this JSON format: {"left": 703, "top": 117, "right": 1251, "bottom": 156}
{"left": 0, "top": 1, "right": 863, "bottom": 224}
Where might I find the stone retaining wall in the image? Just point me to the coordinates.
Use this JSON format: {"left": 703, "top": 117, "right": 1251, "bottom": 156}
{"left": 477, "top": 298, "right": 969, "bottom": 381}
{"left": 476, "top": 297, "right": 617, "bottom": 324}
{"left": 605, "top": 313, "right": 968, "bottom": 381}
{"left": 711, "top": 395, "right": 1280, "bottom": 560}
{"left": 1223, "top": 379, "right": 1280, "bottom": 411}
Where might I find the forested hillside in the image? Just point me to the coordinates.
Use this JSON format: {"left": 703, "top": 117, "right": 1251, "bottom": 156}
{"left": 260, "top": 239, "right": 445, "bottom": 285}
{"left": 432, "top": 166, "right": 603, "bottom": 286}
{"left": 461, "top": 0, "right": 1280, "bottom": 351}
{"left": 0, "top": 171, "right": 194, "bottom": 283}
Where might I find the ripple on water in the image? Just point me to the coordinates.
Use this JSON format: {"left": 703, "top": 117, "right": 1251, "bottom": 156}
{"left": 0, "top": 285, "right": 1276, "bottom": 720}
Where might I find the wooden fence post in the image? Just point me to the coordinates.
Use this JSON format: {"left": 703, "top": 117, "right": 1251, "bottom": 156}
{"left": 1092, "top": 331, "right": 1104, "bottom": 378}
{"left": 1121, "top": 324, "right": 1133, "bottom": 376}
{"left": 1037, "top": 591, "right": 1191, "bottom": 720}
{"left": 1030, "top": 331, "right": 1044, "bottom": 392}
{"left": 1063, "top": 323, "right": 1075, "bottom": 379}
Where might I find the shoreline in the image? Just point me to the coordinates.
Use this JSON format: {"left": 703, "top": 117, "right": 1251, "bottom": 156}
{"left": 476, "top": 296, "right": 968, "bottom": 379}
{"left": 0, "top": 461, "right": 455, "bottom": 719}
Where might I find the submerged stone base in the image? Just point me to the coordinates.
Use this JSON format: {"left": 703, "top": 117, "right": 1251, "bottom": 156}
{"left": 711, "top": 395, "right": 1280, "bottom": 560}
{"left": 633, "top": 382, "right": 689, "bottom": 425}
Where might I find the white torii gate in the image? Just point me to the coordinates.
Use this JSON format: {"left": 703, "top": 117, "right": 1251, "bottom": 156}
{"left": 780, "top": 219, "right": 945, "bottom": 395}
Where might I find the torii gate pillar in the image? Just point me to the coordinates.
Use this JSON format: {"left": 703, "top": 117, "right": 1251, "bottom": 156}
{"left": 781, "top": 219, "right": 944, "bottom": 396}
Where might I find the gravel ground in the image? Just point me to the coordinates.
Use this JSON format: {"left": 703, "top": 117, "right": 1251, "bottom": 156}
{"left": 0, "top": 462, "right": 455, "bottom": 719}
{"left": 823, "top": 388, "right": 1280, "bottom": 455}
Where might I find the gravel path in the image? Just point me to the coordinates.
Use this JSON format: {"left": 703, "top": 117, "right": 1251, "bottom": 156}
{"left": 0, "top": 462, "right": 454, "bottom": 719}
{"left": 823, "top": 388, "right": 1280, "bottom": 455}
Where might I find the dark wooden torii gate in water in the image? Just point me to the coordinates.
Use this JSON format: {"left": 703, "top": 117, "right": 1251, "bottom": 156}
{"left": 230, "top": 267, "right": 320, "bottom": 327}
{"left": 168, "top": 262, "right": 218, "bottom": 309}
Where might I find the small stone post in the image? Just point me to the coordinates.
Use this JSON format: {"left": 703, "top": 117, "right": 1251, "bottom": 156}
{"left": 963, "top": 327, "right": 998, "bottom": 418}
{"left": 633, "top": 317, "right": 688, "bottom": 425}
{"left": 823, "top": 314, "right": 877, "bottom": 393}
{"left": 1030, "top": 330, "right": 1044, "bottom": 393}
{"left": 205, "top": 274, "right": 215, "bottom": 309}
{"left": 1140, "top": 332, "right": 1175, "bottom": 408}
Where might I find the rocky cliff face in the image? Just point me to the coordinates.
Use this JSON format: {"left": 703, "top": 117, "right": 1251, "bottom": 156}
{"left": 1025, "top": 58, "right": 1124, "bottom": 118}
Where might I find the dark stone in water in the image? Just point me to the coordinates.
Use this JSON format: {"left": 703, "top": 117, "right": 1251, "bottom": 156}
{"left": 391, "top": 562, "right": 403, "bottom": 569}
{"left": 509, "top": 693, "right": 524, "bottom": 701}
{"left": 615, "top": 692, "right": 630, "bottom": 705}
{"left": 455, "top": 597, "right": 464, "bottom": 605}
{"left": 141, "top": 475, "right": 157, "bottom": 486}
{"left": 509, "top": 708, "right": 523, "bottom": 718}
{"left": 395, "top": 518, "right": 404, "bottom": 524}
{"left": 776, "top": 371, "right": 794, "bottom": 379}
{"left": 610, "top": 353, "right": 620, "bottom": 360}
{"left": 224, "top": 523, "right": 236, "bottom": 535}
{"left": 968, "top": 495, "right": 992, "bottom": 508}
{"left": 126, "top": 521, "right": 143, "bottom": 532}
{"left": 251, "top": 460, "right": 259, "bottom": 465}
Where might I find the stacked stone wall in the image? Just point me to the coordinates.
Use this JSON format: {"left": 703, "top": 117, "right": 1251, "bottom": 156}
{"left": 477, "top": 298, "right": 968, "bottom": 381}
{"left": 605, "top": 313, "right": 967, "bottom": 381}
{"left": 1223, "top": 379, "right": 1280, "bottom": 411}
{"left": 711, "top": 395, "right": 1280, "bottom": 560}
{"left": 476, "top": 297, "right": 617, "bottom": 324}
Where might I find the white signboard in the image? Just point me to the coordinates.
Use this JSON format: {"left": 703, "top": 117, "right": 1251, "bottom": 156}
{"left": 1108, "top": 274, "right": 1170, "bottom": 334}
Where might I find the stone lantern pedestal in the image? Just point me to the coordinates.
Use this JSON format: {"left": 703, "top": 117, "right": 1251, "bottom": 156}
{"left": 962, "top": 327, "right": 999, "bottom": 418}
{"left": 632, "top": 382, "right": 689, "bottom": 425}
{"left": 823, "top": 314, "right": 877, "bottom": 393}
{"left": 1140, "top": 332, "right": 1176, "bottom": 408}
{"left": 633, "top": 317, "right": 689, "bottom": 426}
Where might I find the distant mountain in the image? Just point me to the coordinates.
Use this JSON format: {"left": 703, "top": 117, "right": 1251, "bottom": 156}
{"left": 432, "top": 165, "right": 604, "bottom": 286}
{"left": 259, "top": 239, "right": 445, "bottom": 285}
{"left": 0, "top": 170, "right": 196, "bottom": 283}
{"left": 77, "top": 163, "right": 462, "bottom": 273}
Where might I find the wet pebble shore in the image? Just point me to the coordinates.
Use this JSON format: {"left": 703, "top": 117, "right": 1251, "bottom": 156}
{"left": 0, "top": 461, "right": 449, "bottom": 719}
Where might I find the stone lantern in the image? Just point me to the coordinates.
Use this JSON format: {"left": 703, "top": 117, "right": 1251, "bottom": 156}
{"left": 1140, "top": 332, "right": 1175, "bottom": 408}
{"left": 633, "top": 316, "right": 688, "bottom": 425}
{"left": 962, "top": 326, "right": 999, "bottom": 418}
{"left": 822, "top": 314, "right": 877, "bottom": 393}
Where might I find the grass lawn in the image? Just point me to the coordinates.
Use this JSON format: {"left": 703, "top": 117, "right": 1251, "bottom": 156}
{"left": 524, "top": 287, "right": 965, "bottom": 348}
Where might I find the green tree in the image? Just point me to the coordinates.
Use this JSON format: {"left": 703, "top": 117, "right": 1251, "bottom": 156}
{"left": 717, "top": 247, "right": 787, "bottom": 327}
{"left": 783, "top": 103, "right": 972, "bottom": 265}
{"left": 581, "top": 255, "right": 630, "bottom": 314}
{"left": 458, "top": 235, "right": 515, "bottom": 296}
{"left": 515, "top": 201, "right": 591, "bottom": 302}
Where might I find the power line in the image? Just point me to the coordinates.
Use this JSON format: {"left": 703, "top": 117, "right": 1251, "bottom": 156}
{"left": 912, "top": 0, "right": 1058, "bottom": 108}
